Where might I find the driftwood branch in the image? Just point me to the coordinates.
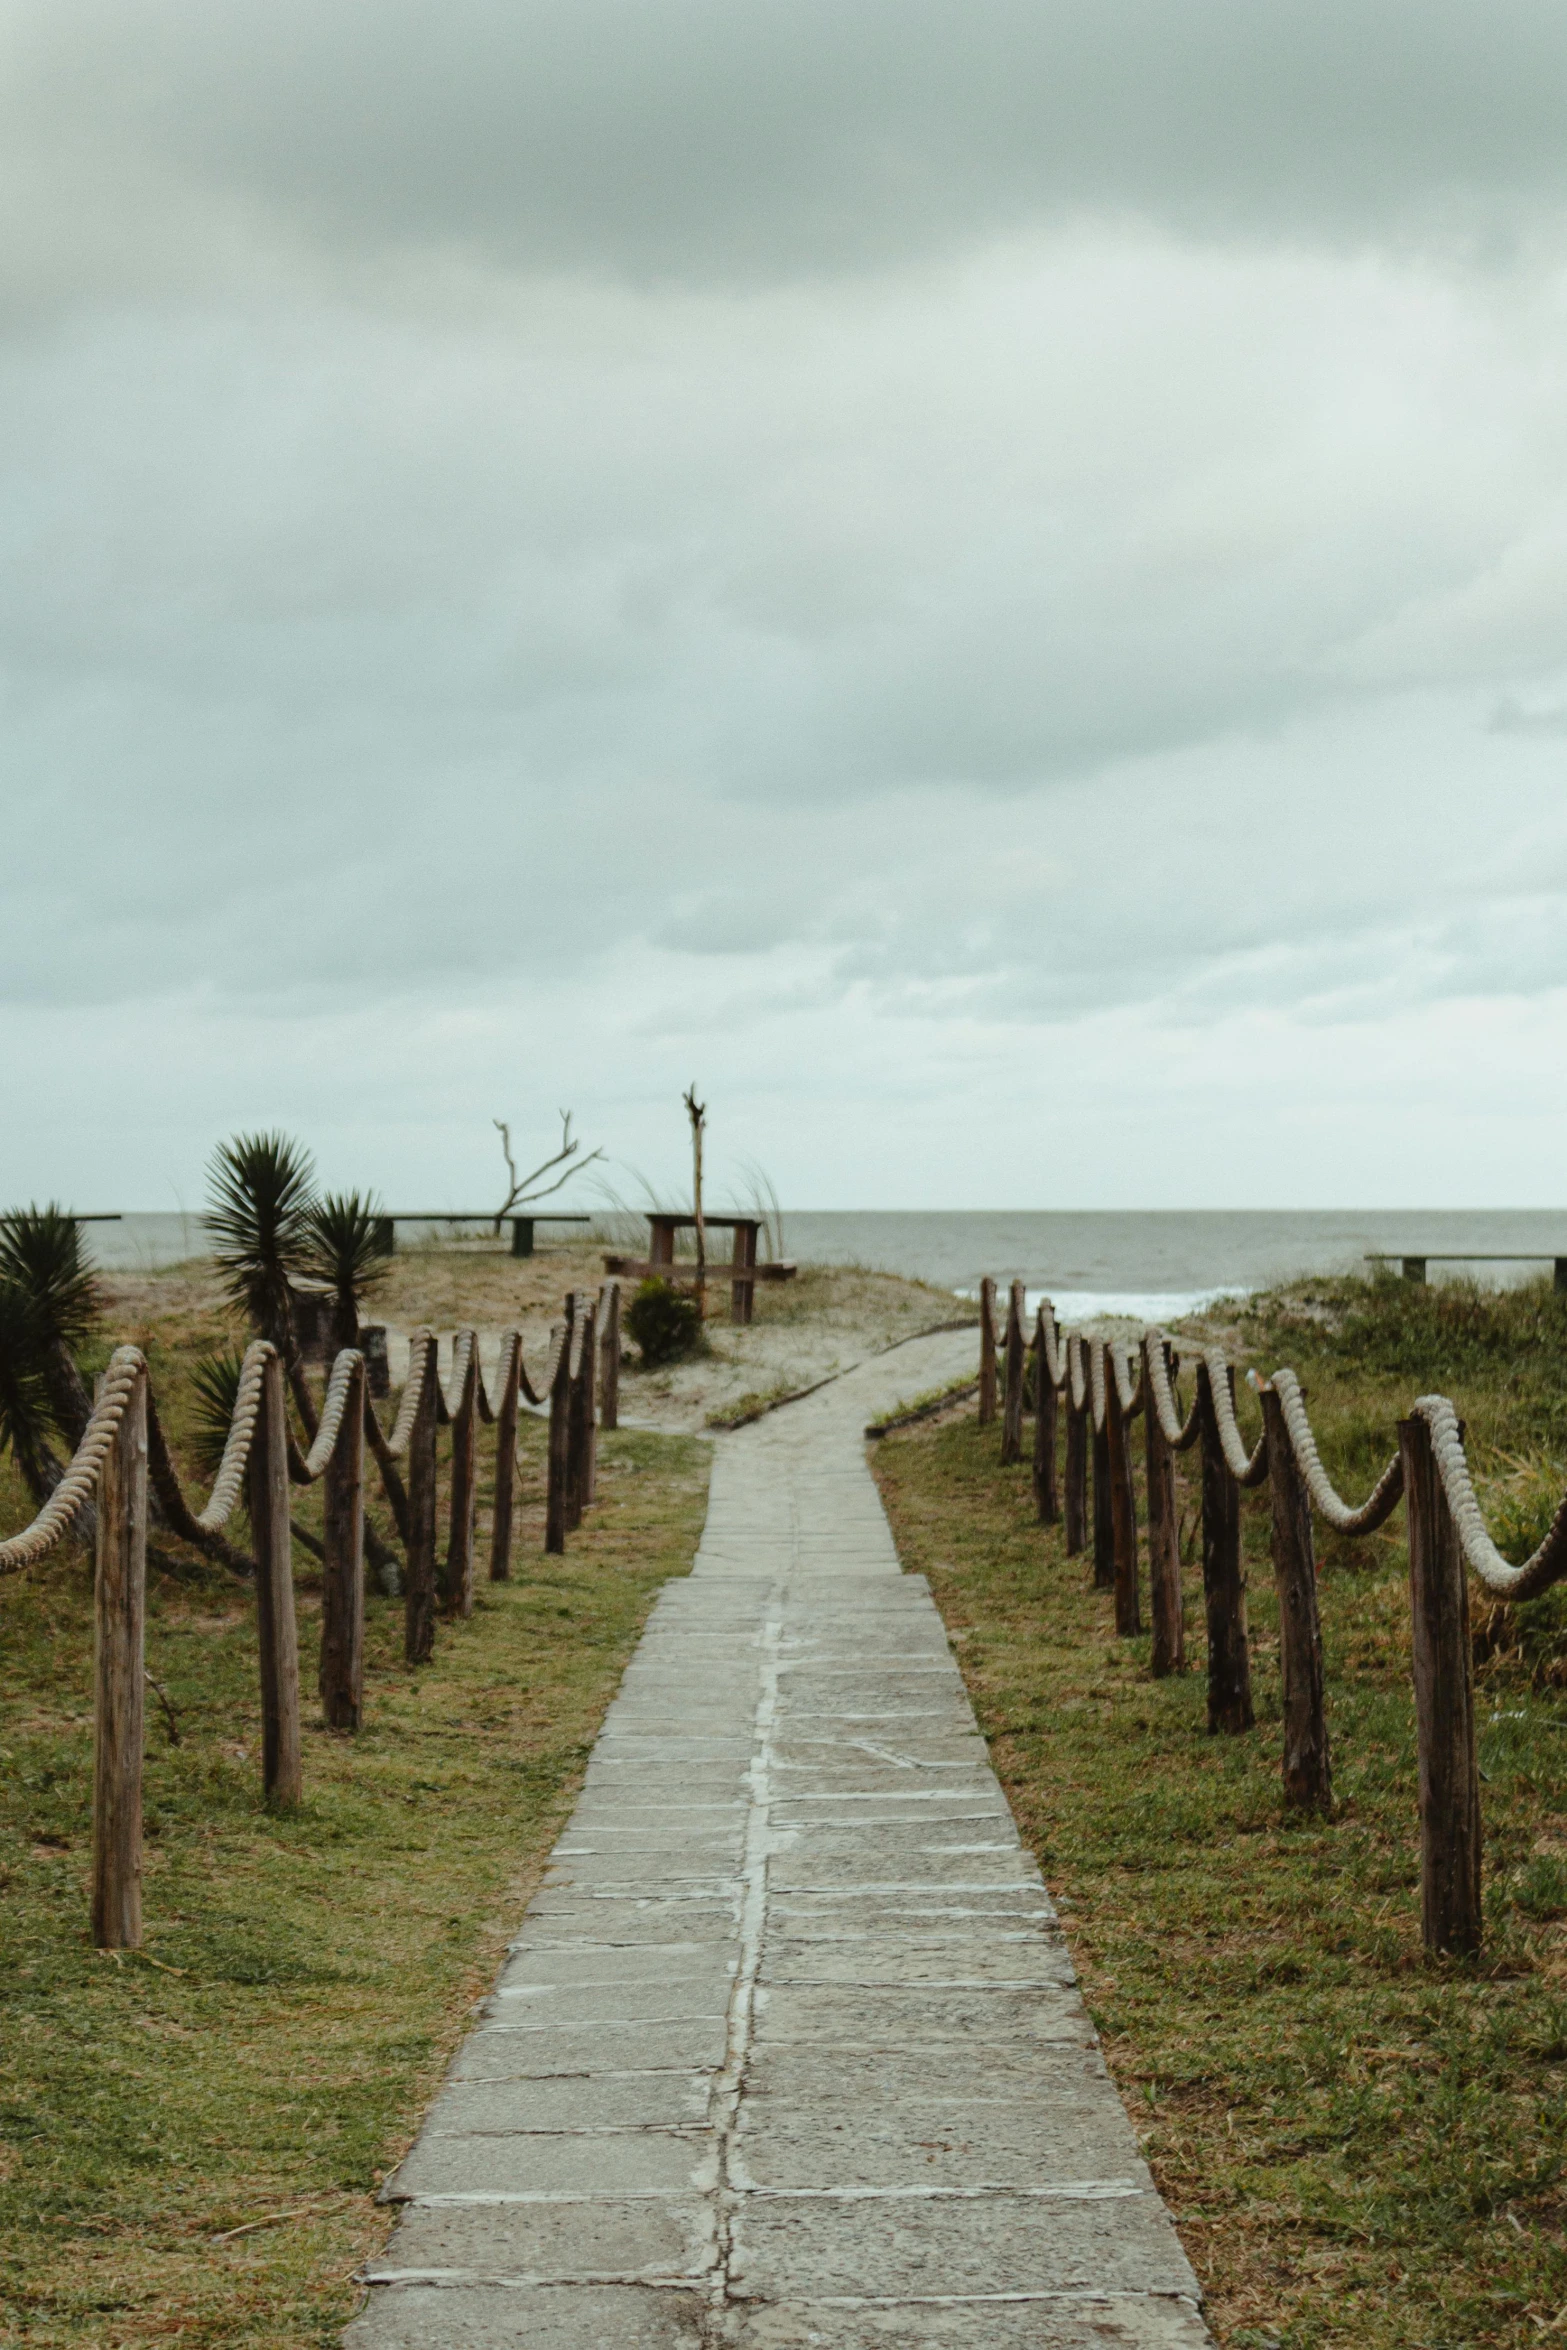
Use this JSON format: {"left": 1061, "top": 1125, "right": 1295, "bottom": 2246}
{"left": 491, "top": 1111, "right": 604, "bottom": 1233}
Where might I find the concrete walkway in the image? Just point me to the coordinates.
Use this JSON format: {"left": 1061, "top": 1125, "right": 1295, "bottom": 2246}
{"left": 347, "top": 1330, "right": 1210, "bottom": 2347}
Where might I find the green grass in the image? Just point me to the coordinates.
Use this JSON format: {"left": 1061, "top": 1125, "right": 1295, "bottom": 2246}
{"left": 0, "top": 1409, "right": 710, "bottom": 2347}
{"left": 872, "top": 1273, "right": 1567, "bottom": 2350}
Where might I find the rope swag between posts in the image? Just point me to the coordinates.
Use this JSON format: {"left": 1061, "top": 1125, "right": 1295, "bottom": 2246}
{"left": 0, "top": 1282, "right": 622, "bottom": 1952}
{"left": 976, "top": 1275, "right": 1567, "bottom": 1959}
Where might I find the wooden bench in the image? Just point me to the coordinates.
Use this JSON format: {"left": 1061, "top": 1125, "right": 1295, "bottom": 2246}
{"left": 1367, "top": 1251, "right": 1567, "bottom": 1292}
{"left": 604, "top": 1214, "right": 796, "bottom": 1326}
{"left": 369, "top": 1213, "right": 592, "bottom": 1258}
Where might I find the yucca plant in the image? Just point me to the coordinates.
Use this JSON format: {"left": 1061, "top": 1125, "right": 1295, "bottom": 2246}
{"left": 0, "top": 1205, "right": 102, "bottom": 1449}
{"left": 302, "top": 1191, "right": 387, "bottom": 1354}
{"left": 0, "top": 1271, "right": 63, "bottom": 1504}
{"left": 188, "top": 1349, "right": 249, "bottom": 1485}
{"left": 206, "top": 1132, "right": 316, "bottom": 1359}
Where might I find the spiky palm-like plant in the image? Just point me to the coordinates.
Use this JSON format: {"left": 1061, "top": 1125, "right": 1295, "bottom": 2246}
{"left": 302, "top": 1192, "right": 387, "bottom": 1354}
{"left": 188, "top": 1349, "right": 248, "bottom": 1485}
{"left": 0, "top": 1205, "right": 102, "bottom": 1448}
{"left": 0, "top": 1272, "right": 62, "bottom": 1504}
{"left": 206, "top": 1132, "right": 316, "bottom": 1358}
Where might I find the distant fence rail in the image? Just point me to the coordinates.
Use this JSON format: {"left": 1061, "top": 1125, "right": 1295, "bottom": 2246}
{"left": 0, "top": 1282, "right": 621, "bottom": 1951}
{"left": 973, "top": 1276, "right": 1567, "bottom": 1958}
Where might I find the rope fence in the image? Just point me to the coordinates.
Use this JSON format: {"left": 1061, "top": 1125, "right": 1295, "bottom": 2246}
{"left": 0, "top": 1282, "right": 622, "bottom": 1952}
{"left": 973, "top": 1274, "right": 1567, "bottom": 1958}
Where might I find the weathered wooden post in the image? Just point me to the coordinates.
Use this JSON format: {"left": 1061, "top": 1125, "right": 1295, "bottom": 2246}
{"left": 1105, "top": 1354, "right": 1141, "bottom": 1636}
{"left": 93, "top": 1364, "right": 148, "bottom": 1949}
{"left": 1033, "top": 1304, "right": 1059, "bottom": 1523}
{"left": 1259, "top": 1385, "right": 1331, "bottom": 1810}
{"left": 443, "top": 1336, "right": 478, "bottom": 1619}
{"left": 600, "top": 1281, "right": 621, "bottom": 1432}
{"left": 404, "top": 1346, "right": 438, "bottom": 1665}
{"left": 490, "top": 1335, "right": 520, "bottom": 1582}
{"left": 249, "top": 1350, "right": 303, "bottom": 1803}
{"left": 1196, "top": 1358, "right": 1253, "bottom": 1734}
{"left": 1064, "top": 1333, "right": 1088, "bottom": 1556}
{"left": 1143, "top": 1336, "right": 1184, "bottom": 1676}
{"left": 545, "top": 1315, "right": 572, "bottom": 1556}
{"left": 1400, "top": 1412, "right": 1483, "bottom": 1955}
{"left": 564, "top": 1297, "right": 589, "bottom": 1533}
{"left": 978, "top": 1277, "right": 997, "bottom": 1425}
{"left": 1091, "top": 1347, "right": 1115, "bottom": 1592}
{"left": 320, "top": 1355, "right": 365, "bottom": 1730}
{"left": 1001, "top": 1280, "right": 1026, "bottom": 1465}
{"left": 579, "top": 1292, "right": 601, "bottom": 1509}
{"left": 360, "top": 1324, "right": 391, "bottom": 1399}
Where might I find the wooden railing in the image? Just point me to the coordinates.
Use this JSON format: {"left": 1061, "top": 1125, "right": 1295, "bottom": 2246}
{"left": 0, "top": 1283, "right": 620, "bottom": 1950}
{"left": 973, "top": 1276, "right": 1567, "bottom": 1958}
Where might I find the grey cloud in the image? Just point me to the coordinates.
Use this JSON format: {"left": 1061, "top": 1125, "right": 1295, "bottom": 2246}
{"left": 6, "top": 0, "right": 1567, "bottom": 299}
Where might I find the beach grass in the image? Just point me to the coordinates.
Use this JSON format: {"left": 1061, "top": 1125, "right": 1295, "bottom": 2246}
{"left": 0, "top": 1381, "right": 709, "bottom": 2347}
{"left": 872, "top": 1272, "right": 1567, "bottom": 2350}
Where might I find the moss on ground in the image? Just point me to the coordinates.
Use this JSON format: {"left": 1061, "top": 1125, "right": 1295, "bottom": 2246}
{"left": 873, "top": 1274, "right": 1567, "bottom": 2350}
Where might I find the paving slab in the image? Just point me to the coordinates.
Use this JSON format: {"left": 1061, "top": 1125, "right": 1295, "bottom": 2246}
{"left": 346, "top": 1330, "right": 1213, "bottom": 2344}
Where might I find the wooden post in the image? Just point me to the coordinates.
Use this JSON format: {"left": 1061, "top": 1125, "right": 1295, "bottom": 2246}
{"left": 731, "top": 1223, "right": 758, "bottom": 1326}
{"left": 249, "top": 1351, "right": 303, "bottom": 1804}
{"left": 600, "top": 1282, "right": 620, "bottom": 1432}
{"left": 443, "top": 1339, "right": 478, "bottom": 1619}
{"left": 1064, "top": 1337, "right": 1088, "bottom": 1557}
{"left": 978, "top": 1278, "right": 997, "bottom": 1425}
{"left": 1091, "top": 1349, "right": 1114, "bottom": 1591}
{"left": 1144, "top": 1337, "right": 1184, "bottom": 1677}
{"left": 1106, "top": 1358, "right": 1141, "bottom": 1636}
{"left": 360, "top": 1323, "right": 391, "bottom": 1399}
{"left": 1000, "top": 1280, "right": 1026, "bottom": 1465}
{"left": 93, "top": 1365, "right": 148, "bottom": 1950}
{"left": 577, "top": 1294, "right": 600, "bottom": 1511}
{"left": 545, "top": 1315, "right": 571, "bottom": 1554}
{"left": 1033, "top": 1306, "right": 1059, "bottom": 1524}
{"left": 1260, "top": 1386, "right": 1331, "bottom": 1810}
{"left": 1400, "top": 1413, "right": 1483, "bottom": 1955}
{"left": 490, "top": 1336, "right": 520, "bottom": 1582}
{"left": 1197, "top": 1359, "right": 1254, "bottom": 1735}
{"left": 404, "top": 1353, "right": 438, "bottom": 1665}
{"left": 320, "top": 1356, "right": 365, "bottom": 1730}
{"left": 563, "top": 1296, "right": 587, "bottom": 1533}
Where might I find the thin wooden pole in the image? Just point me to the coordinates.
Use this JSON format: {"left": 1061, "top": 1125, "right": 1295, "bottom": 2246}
{"left": 1000, "top": 1279, "right": 1026, "bottom": 1465}
{"left": 1400, "top": 1413, "right": 1483, "bottom": 1956}
{"left": 250, "top": 1351, "right": 303, "bottom": 1804}
{"left": 490, "top": 1335, "right": 520, "bottom": 1582}
{"left": 1144, "top": 1337, "right": 1184, "bottom": 1677}
{"left": 600, "top": 1282, "right": 621, "bottom": 1432}
{"left": 404, "top": 1355, "right": 438, "bottom": 1665}
{"left": 93, "top": 1366, "right": 148, "bottom": 1950}
{"left": 443, "top": 1339, "right": 477, "bottom": 1619}
{"left": 978, "top": 1277, "right": 997, "bottom": 1425}
{"left": 1106, "top": 1358, "right": 1141, "bottom": 1636}
{"left": 320, "top": 1355, "right": 365, "bottom": 1731}
{"left": 1064, "top": 1336, "right": 1088, "bottom": 1557}
{"left": 1033, "top": 1306, "right": 1058, "bottom": 1524}
{"left": 1197, "top": 1359, "right": 1253, "bottom": 1735}
{"left": 545, "top": 1315, "right": 571, "bottom": 1555}
{"left": 1260, "top": 1386, "right": 1331, "bottom": 1811}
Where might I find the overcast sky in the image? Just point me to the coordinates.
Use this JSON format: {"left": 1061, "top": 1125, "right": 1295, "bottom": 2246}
{"left": 5, "top": 1, "right": 1567, "bottom": 1212}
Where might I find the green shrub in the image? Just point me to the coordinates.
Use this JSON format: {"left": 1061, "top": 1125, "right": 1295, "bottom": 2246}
{"left": 624, "top": 1278, "right": 702, "bottom": 1367}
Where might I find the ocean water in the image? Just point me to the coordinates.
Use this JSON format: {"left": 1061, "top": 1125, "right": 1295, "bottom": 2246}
{"left": 77, "top": 1206, "right": 1567, "bottom": 1321}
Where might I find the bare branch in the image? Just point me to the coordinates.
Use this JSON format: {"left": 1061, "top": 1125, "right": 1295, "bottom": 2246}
{"left": 492, "top": 1110, "right": 602, "bottom": 1232}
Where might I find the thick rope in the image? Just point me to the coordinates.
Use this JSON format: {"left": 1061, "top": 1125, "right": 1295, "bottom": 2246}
{"left": 1267, "top": 1368, "right": 1405, "bottom": 1535}
{"left": 1202, "top": 1348, "right": 1270, "bottom": 1487}
{"left": 0, "top": 1347, "right": 145, "bottom": 1572}
{"left": 1144, "top": 1331, "right": 1201, "bottom": 1450}
{"left": 1409, "top": 1395, "right": 1567, "bottom": 1599}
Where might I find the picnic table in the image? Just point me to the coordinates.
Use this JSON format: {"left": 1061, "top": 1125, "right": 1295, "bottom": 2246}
{"left": 603, "top": 1214, "right": 796, "bottom": 1325}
